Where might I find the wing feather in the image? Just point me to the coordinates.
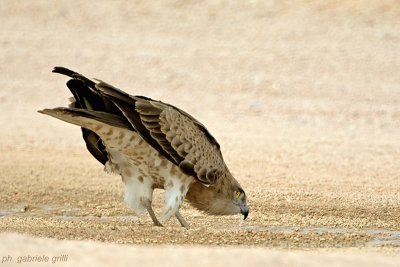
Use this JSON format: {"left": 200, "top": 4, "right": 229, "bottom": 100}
{"left": 95, "top": 81, "right": 226, "bottom": 185}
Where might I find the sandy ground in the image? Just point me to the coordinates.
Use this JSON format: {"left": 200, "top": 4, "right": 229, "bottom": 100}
{"left": 0, "top": 0, "right": 400, "bottom": 265}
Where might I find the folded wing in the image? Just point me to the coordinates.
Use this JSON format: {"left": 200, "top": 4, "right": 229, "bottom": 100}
{"left": 50, "top": 67, "right": 227, "bottom": 186}
{"left": 96, "top": 81, "right": 226, "bottom": 185}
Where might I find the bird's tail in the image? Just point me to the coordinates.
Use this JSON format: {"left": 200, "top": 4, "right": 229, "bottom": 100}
{"left": 38, "top": 107, "right": 131, "bottom": 130}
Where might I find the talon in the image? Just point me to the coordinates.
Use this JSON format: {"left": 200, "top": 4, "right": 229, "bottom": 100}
{"left": 154, "top": 221, "right": 163, "bottom": 227}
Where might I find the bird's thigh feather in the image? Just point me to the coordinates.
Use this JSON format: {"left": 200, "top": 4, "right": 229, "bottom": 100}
{"left": 160, "top": 172, "right": 194, "bottom": 223}
{"left": 124, "top": 175, "right": 154, "bottom": 215}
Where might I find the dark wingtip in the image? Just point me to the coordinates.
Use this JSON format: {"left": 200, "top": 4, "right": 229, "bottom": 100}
{"left": 52, "top": 66, "right": 77, "bottom": 77}
{"left": 52, "top": 67, "right": 96, "bottom": 87}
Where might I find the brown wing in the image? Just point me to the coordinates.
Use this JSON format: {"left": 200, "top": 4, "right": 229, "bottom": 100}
{"left": 96, "top": 81, "right": 227, "bottom": 185}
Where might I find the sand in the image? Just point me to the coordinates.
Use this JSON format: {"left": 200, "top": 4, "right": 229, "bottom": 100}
{"left": 0, "top": 0, "right": 399, "bottom": 266}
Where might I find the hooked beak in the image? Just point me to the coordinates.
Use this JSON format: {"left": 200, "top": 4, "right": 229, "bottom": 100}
{"left": 241, "top": 207, "right": 249, "bottom": 220}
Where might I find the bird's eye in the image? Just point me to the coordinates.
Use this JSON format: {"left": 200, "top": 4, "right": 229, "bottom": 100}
{"left": 235, "top": 191, "right": 241, "bottom": 198}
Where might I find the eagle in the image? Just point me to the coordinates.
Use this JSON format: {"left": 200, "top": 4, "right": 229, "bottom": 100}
{"left": 39, "top": 67, "right": 249, "bottom": 227}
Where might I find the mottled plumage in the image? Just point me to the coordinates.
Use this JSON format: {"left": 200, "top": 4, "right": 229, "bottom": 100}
{"left": 39, "top": 67, "right": 249, "bottom": 227}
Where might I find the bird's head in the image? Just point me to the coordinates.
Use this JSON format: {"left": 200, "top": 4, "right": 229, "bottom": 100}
{"left": 205, "top": 183, "right": 249, "bottom": 219}
{"left": 186, "top": 175, "right": 249, "bottom": 220}
{"left": 232, "top": 187, "right": 249, "bottom": 220}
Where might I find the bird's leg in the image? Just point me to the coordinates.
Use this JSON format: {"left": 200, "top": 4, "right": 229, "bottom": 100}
{"left": 141, "top": 198, "right": 163, "bottom": 227}
{"left": 175, "top": 211, "right": 189, "bottom": 228}
{"left": 124, "top": 174, "right": 161, "bottom": 227}
{"left": 161, "top": 175, "right": 193, "bottom": 225}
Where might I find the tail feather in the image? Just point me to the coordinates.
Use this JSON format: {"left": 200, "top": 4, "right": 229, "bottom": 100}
{"left": 38, "top": 107, "right": 131, "bottom": 130}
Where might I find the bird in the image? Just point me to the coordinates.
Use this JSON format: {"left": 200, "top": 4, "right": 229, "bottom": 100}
{"left": 39, "top": 67, "right": 249, "bottom": 227}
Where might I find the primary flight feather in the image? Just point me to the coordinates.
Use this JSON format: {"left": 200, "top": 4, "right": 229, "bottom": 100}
{"left": 39, "top": 67, "right": 249, "bottom": 227}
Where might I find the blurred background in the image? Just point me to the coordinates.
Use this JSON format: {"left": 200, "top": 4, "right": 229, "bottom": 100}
{"left": 1, "top": 0, "right": 399, "bottom": 149}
